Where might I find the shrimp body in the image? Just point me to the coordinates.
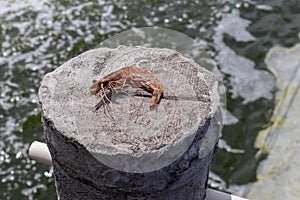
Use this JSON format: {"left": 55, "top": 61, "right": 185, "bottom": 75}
{"left": 90, "top": 66, "right": 163, "bottom": 107}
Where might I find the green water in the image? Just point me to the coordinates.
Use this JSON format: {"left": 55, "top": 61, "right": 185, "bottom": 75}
{"left": 0, "top": 0, "right": 299, "bottom": 199}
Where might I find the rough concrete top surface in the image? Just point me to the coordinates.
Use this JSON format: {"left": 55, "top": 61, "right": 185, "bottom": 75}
{"left": 38, "top": 46, "right": 219, "bottom": 172}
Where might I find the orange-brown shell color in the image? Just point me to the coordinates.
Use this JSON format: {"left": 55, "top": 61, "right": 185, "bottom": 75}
{"left": 90, "top": 66, "right": 163, "bottom": 107}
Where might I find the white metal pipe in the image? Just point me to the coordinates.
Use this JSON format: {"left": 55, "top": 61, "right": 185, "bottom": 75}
{"left": 205, "top": 188, "right": 248, "bottom": 200}
{"left": 28, "top": 141, "right": 52, "bottom": 166}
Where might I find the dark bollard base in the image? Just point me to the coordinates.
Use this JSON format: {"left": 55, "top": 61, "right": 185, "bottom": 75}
{"left": 39, "top": 46, "right": 221, "bottom": 200}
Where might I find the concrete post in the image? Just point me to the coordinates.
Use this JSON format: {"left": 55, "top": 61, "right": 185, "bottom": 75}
{"left": 38, "top": 46, "right": 221, "bottom": 200}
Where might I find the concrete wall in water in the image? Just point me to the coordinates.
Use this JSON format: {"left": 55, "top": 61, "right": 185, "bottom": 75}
{"left": 247, "top": 43, "right": 300, "bottom": 200}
